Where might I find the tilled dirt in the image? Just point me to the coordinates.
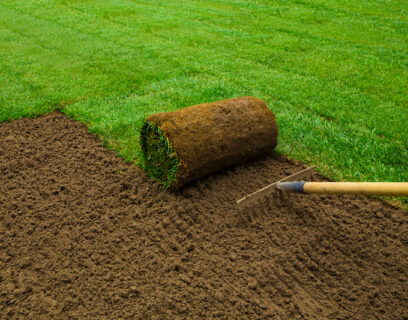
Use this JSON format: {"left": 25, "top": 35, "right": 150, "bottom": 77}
{"left": 1, "top": 112, "right": 407, "bottom": 319}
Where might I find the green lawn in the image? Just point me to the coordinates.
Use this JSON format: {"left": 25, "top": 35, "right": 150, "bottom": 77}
{"left": 1, "top": 0, "right": 407, "bottom": 205}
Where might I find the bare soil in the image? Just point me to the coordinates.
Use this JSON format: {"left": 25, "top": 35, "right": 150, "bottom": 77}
{"left": 1, "top": 112, "right": 407, "bottom": 319}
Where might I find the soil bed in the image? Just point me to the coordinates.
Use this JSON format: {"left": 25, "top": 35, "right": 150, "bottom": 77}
{"left": 1, "top": 112, "right": 407, "bottom": 319}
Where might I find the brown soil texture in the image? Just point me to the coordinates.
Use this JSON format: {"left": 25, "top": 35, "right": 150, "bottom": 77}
{"left": 143, "top": 97, "right": 278, "bottom": 189}
{"left": 1, "top": 112, "right": 408, "bottom": 320}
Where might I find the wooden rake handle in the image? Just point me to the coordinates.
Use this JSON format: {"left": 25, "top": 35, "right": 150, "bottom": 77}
{"left": 275, "top": 182, "right": 408, "bottom": 197}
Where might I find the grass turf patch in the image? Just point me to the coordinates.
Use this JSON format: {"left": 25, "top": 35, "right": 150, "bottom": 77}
{"left": 140, "top": 121, "right": 178, "bottom": 189}
{"left": 0, "top": 0, "right": 407, "bottom": 207}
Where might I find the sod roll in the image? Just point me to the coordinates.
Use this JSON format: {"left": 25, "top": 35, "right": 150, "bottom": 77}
{"left": 140, "top": 97, "right": 278, "bottom": 189}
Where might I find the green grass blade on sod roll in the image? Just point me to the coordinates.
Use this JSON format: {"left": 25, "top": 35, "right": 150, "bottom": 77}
{"left": 140, "top": 121, "right": 179, "bottom": 189}
{"left": 140, "top": 97, "right": 278, "bottom": 190}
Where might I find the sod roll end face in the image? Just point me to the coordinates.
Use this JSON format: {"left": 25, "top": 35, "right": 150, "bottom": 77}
{"left": 140, "top": 97, "right": 278, "bottom": 189}
{"left": 140, "top": 121, "right": 179, "bottom": 189}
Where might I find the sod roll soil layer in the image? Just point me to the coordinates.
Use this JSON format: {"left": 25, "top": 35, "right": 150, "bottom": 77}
{"left": 1, "top": 112, "right": 408, "bottom": 319}
{"left": 141, "top": 97, "right": 278, "bottom": 189}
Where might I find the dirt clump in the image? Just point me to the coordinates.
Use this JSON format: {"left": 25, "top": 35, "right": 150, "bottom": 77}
{"left": 1, "top": 112, "right": 407, "bottom": 319}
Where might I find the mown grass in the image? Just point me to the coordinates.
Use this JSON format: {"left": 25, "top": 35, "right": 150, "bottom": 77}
{"left": 0, "top": 0, "right": 407, "bottom": 206}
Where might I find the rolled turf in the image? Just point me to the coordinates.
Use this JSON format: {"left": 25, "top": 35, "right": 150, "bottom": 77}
{"left": 140, "top": 97, "right": 278, "bottom": 189}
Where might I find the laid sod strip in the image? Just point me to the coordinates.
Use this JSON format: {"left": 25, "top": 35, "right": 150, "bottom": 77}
{"left": 140, "top": 121, "right": 179, "bottom": 189}
{"left": 140, "top": 97, "right": 278, "bottom": 189}
{"left": 1, "top": 0, "right": 407, "bottom": 207}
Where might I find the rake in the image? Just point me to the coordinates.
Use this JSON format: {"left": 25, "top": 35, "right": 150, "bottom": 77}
{"left": 236, "top": 166, "right": 408, "bottom": 207}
